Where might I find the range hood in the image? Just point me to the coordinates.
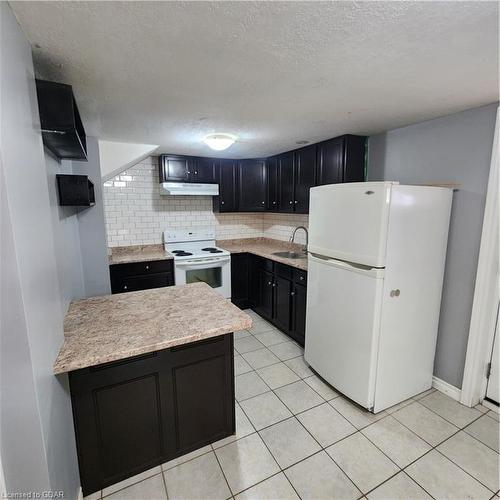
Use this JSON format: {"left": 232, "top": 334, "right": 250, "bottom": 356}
{"left": 160, "top": 182, "right": 219, "bottom": 196}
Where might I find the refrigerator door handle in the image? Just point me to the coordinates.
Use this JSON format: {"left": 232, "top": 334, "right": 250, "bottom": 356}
{"left": 309, "top": 253, "right": 385, "bottom": 279}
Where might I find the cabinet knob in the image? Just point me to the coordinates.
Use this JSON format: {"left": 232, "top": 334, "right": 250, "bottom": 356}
{"left": 273, "top": 201, "right": 276, "bottom": 205}
{"left": 195, "top": 171, "right": 198, "bottom": 174}
{"left": 262, "top": 201, "right": 265, "bottom": 205}
{"left": 123, "top": 285, "right": 128, "bottom": 290}
{"left": 294, "top": 200, "right": 298, "bottom": 204}
{"left": 187, "top": 171, "right": 191, "bottom": 174}
{"left": 289, "top": 201, "right": 293, "bottom": 204}
{"left": 272, "top": 283, "right": 276, "bottom": 287}
{"left": 221, "top": 201, "right": 225, "bottom": 205}
{"left": 300, "top": 276, "right": 304, "bottom": 280}
{"left": 390, "top": 289, "right": 401, "bottom": 297}
{"left": 290, "top": 291, "right": 295, "bottom": 296}
{"left": 268, "top": 281, "right": 272, "bottom": 286}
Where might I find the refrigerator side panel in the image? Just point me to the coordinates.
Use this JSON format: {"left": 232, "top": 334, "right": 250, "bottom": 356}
{"left": 373, "top": 186, "right": 453, "bottom": 412}
{"left": 308, "top": 182, "right": 395, "bottom": 267}
{"left": 304, "top": 254, "right": 385, "bottom": 409}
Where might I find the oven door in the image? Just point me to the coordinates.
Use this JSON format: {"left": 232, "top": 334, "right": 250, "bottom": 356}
{"left": 174, "top": 256, "right": 231, "bottom": 299}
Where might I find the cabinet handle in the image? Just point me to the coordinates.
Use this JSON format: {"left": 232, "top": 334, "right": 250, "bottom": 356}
{"left": 273, "top": 201, "right": 276, "bottom": 205}
{"left": 261, "top": 201, "right": 265, "bottom": 205}
{"left": 290, "top": 291, "right": 295, "bottom": 296}
{"left": 145, "top": 265, "right": 149, "bottom": 270}
{"left": 123, "top": 285, "right": 128, "bottom": 290}
{"left": 195, "top": 171, "right": 198, "bottom": 174}
{"left": 300, "top": 276, "right": 304, "bottom": 280}
{"left": 268, "top": 281, "right": 272, "bottom": 286}
{"left": 221, "top": 201, "right": 225, "bottom": 205}
{"left": 272, "top": 283, "right": 276, "bottom": 287}
{"left": 289, "top": 201, "right": 293, "bottom": 204}
{"left": 294, "top": 200, "right": 298, "bottom": 204}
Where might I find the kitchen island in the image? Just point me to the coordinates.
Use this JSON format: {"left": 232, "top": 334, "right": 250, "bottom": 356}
{"left": 54, "top": 283, "right": 251, "bottom": 496}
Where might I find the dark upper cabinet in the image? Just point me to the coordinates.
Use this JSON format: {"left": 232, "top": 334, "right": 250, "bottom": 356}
{"left": 294, "top": 145, "right": 316, "bottom": 213}
{"left": 266, "top": 156, "right": 278, "bottom": 211}
{"left": 193, "top": 157, "right": 218, "bottom": 183}
{"left": 237, "top": 159, "right": 266, "bottom": 212}
{"left": 159, "top": 155, "right": 191, "bottom": 182}
{"left": 56, "top": 174, "right": 95, "bottom": 207}
{"left": 213, "top": 159, "right": 238, "bottom": 212}
{"left": 35, "top": 79, "right": 87, "bottom": 160}
{"left": 316, "top": 135, "right": 366, "bottom": 186}
{"left": 277, "top": 152, "right": 295, "bottom": 213}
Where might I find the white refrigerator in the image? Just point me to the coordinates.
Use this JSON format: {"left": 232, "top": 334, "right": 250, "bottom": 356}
{"left": 304, "top": 181, "right": 452, "bottom": 413}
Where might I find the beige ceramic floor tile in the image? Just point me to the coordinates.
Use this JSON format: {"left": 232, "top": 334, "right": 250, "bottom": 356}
{"left": 285, "top": 451, "right": 361, "bottom": 500}
{"left": 362, "top": 416, "right": 431, "bottom": 468}
{"left": 242, "top": 347, "right": 280, "bottom": 370}
{"left": 215, "top": 433, "right": 280, "bottom": 494}
{"left": 330, "top": 397, "right": 387, "bottom": 430}
{"left": 274, "top": 380, "right": 324, "bottom": 414}
{"left": 235, "top": 473, "right": 299, "bottom": 500}
{"left": 438, "top": 431, "right": 500, "bottom": 492}
{"left": 235, "top": 371, "right": 270, "bottom": 402}
{"left": 240, "top": 391, "right": 292, "bottom": 430}
{"left": 391, "top": 401, "right": 459, "bottom": 446}
{"left": 102, "top": 466, "right": 162, "bottom": 496}
{"left": 105, "top": 474, "right": 167, "bottom": 500}
{"left": 326, "top": 432, "right": 399, "bottom": 493}
{"left": 259, "top": 417, "right": 321, "bottom": 468}
{"left": 257, "top": 363, "right": 300, "bottom": 390}
{"left": 419, "top": 390, "right": 482, "bottom": 428}
{"left": 164, "top": 452, "right": 231, "bottom": 500}
{"left": 367, "top": 472, "right": 432, "bottom": 500}
{"left": 234, "top": 354, "right": 253, "bottom": 376}
{"left": 269, "top": 341, "right": 304, "bottom": 361}
{"left": 465, "top": 414, "right": 500, "bottom": 452}
{"left": 254, "top": 329, "right": 289, "bottom": 347}
{"left": 162, "top": 445, "right": 212, "bottom": 471}
{"left": 304, "top": 374, "right": 339, "bottom": 400}
{"left": 234, "top": 336, "right": 265, "bottom": 354}
{"left": 406, "top": 450, "right": 492, "bottom": 500}
{"left": 297, "top": 402, "right": 356, "bottom": 447}
{"left": 284, "top": 356, "right": 314, "bottom": 379}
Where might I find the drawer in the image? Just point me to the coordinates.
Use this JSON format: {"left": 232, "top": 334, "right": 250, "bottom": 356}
{"left": 293, "top": 268, "right": 307, "bottom": 285}
{"left": 275, "top": 262, "right": 293, "bottom": 279}
{"left": 110, "top": 259, "right": 173, "bottom": 279}
{"left": 111, "top": 272, "right": 174, "bottom": 294}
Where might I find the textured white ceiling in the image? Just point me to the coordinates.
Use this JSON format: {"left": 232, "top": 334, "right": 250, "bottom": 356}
{"left": 10, "top": 1, "right": 499, "bottom": 158}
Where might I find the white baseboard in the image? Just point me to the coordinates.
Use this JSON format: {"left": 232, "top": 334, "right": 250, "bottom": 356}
{"left": 432, "top": 376, "right": 462, "bottom": 401}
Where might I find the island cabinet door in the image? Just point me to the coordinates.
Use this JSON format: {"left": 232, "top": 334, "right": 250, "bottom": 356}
{"left": 69, "top": 352, "right": 170, "bottom": 496}
{"left": 163, "top": 334, "right": 235, "bottom": 457}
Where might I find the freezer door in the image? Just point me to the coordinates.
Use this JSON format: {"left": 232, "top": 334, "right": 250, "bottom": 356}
{"left": 308, "top": 182, "right": 395, "bottom": 268}
{"left": 304, "top": 254, "right": 384, "bottom": 409}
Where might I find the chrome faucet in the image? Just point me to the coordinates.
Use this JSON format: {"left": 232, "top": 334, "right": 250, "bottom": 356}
{"left": 290, "top": 226, "right": 308, "bottom": 252}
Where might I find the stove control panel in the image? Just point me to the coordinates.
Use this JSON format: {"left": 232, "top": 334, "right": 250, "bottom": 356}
{"left": 163, "top": 228, "right": 216, "bottom": 244}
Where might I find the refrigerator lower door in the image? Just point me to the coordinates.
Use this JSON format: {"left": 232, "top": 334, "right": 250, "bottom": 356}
{"left": 304, "top": 254, "right": 385, "bottom": 409}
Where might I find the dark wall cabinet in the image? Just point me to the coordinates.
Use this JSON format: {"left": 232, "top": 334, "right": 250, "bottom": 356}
{"left": 237, "top": 159, "right": 266, "bottom": 211}
{"left": 109, "top": 260, "right": 174, "bottom": 294}
{"left": 70, "top": 334, "right": 235, "bottom": 495}
{"left": 159, "top": 155, "right": 217, "bottom": 183}
{"left": 56, "top": 174, "right": 95, "bottom": 207}
{"left": 231, "top": 254, "right": 307, "bottom": 346}
{"left": 159, "top": 134, "right": 365, "bottom": 214}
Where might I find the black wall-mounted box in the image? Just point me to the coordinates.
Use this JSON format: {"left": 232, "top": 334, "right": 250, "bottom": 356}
{"left": 56, "top": 174, "right": 95, "bottom": 207}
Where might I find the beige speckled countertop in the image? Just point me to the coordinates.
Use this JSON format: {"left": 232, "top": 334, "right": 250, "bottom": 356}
{"left": 53, "top": 283, "right": 252, "bottom": 374}
{"left": 217, "top": 238, "right": 308, "bottom": 271}
{"left": 108, "top": 244, "right": 174, "bottom": 265}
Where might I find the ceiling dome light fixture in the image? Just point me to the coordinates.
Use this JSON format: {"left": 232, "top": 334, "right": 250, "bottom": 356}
{"left": 203, "top": 133, "right": 237, "bottom": 151}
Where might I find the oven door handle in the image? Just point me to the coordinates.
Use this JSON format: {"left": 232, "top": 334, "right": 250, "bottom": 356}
{"left": 175, "top": 257, "right": 230, "bottom": 268}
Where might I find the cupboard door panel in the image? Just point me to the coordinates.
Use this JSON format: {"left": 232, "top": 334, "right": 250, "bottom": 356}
{"left": 316, "top": 138, "right": 344, "bottom": 186}
{"left": 292, "top": 283, "right": 307, "bottom": 347}
{"left": 257, "top": 269, "right": 274, "bottom": 320}
{"left": 194, "top": 157, "right": 218, "bottom": 183}
{"left": 237, "top": 160, "right": 266, "bottom": 211}
{"left": 278, "top": 152, "right": 294, "bottom": 212}
{"left": 266, "top": 156, "right": 278, "bottom": 211}
{"left": 231, "top": 253, "right": 250, "bottom": 309}
{"left": 294, "top": 145, "right": 316, "bottom": 213}
{"left": 171, "top": 354, "right": 233, "bottom": 453}
{"left": 215, "top": 159, "right": 237, "bottom": 212}
{"left": 274, "top": 275, "right": 292, "bottom": 333}
{"left": 159, "top": 155, "right": 191, "bottom": 182}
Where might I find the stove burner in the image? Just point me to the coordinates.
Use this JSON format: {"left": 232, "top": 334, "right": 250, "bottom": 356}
{"left": 202, "top": 247, "right": 223, "bottom": 253}
{"left": 172, "top": 250, "right": 193, "bottom": 256}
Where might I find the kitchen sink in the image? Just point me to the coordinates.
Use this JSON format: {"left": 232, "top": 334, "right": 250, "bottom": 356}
{"left": 272, "top": 251, "right": 307, "bottom": 259}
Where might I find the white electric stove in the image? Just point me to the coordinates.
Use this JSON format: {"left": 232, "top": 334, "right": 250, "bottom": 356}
{"left": 164, "top": 228, "right": 231, "bottom": 298}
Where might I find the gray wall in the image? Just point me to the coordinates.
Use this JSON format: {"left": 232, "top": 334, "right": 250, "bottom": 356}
{"left": 0, "top": 3, "right": 108, "bottom": 496}
{"left": 368, "top": 103, "right": 497, "bottom": 388}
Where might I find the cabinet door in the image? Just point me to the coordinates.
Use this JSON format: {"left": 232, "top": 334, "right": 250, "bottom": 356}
{"left": 274, "top": 275, "right": 292, "bottom": 333}
{"left": 237, "top": 159, "right": 266, "bottom": 211}
{"left": 159, "top": 155, "right": 191, "bottom": 182}
{"left": 256, "top": 269, "right": 274, "bottom": 320}
{"left": 266, "top": 156, "right": 278, "bottom": 211}
{"left": 316, "top": 138, "right": 344, "bottom": 186}
{"left": 291, "top": 283, "right": 307, "bottom": 347}
{"left": 277, "top": 152, "right": 295, "bottom": 212}
{"left": 231, "top": 253, "right": 250, "bottom": 309}
{"left": 294, "top": 145, "right": 316, "bottom": 213}
{"left": 194, "top": 157, "right": 218, "bottom": 183}
{"left": 343, "top": 135, "right": 366, "bottom": 182}
{"left": 215, "top": 159, "right": 237, "bottom": 212}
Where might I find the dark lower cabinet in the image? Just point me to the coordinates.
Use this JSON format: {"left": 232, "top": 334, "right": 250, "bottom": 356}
{"left": 70, "top": 334, "right": 235, "bottom": 496}
{"left": 109, "top": 260, "right": 174, "bottom": 294}
{"left": 233, "top": 255, "right": 307, "bottom": 346}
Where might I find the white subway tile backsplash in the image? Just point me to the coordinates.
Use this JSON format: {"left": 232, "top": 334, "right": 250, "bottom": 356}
{"left": 103, "top": 156, "right": 309, "bottom": 247}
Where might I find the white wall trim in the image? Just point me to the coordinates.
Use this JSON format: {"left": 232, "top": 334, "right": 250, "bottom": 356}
{"left": 433, "top": 376, "right": 462, "bottom": 402}
{"left": 461, "top": 106, "right": 500, "bottom": 407}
